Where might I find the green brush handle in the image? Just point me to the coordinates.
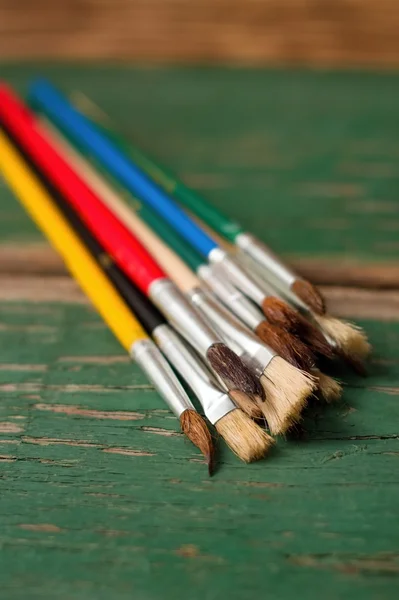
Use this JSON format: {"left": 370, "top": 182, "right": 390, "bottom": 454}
{"left": 29, "top": 98, "right": 204, "bottom": 273}
{"left": 76, "top": 104, "right": 244, "bottom": 243}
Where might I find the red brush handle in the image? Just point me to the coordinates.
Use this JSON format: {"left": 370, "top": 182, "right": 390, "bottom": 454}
{"left": 0, "top": 84, "right": 166, "bottom": 294}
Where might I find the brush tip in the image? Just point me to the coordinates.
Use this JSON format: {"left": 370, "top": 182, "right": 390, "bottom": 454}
{"left": 229, "top": 389, "right": 264, "bottom": 420}
{"left": 207, "top": 342, "right": 265, "bottom": 400}
{"left": 255, "top": 321, "right": 316, "bottom": 372}
{"left": 180, "top": 410, "right": 215, "bottom": 475}
{"left": 261, "top": 357, "right": 317, "bottom": 434}
{"left": 261, "top": 299, "right": 334, "bottom": 361}
{"left": 216, "top": 409, "right": 274, "bottom": 462}
{"left": 291, "top": 279, "right": 326, "bottom": 315}
{"left": 314, "top": 370, "right": 343, "bottom": 402}
{"left": 313, "top": 314, "right": 371, "bottom": 371}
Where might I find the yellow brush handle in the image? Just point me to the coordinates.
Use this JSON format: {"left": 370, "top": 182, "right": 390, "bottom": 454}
{"left": 0, "top": 131, "right": 148, "bottom": 352}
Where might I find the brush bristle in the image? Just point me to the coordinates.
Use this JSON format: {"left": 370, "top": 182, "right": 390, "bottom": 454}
{"left": 314, "top": 314, "right": 371, "bottom": 360}
{"left": 180, "top": 409, "right": 216, "bottom": 476}
{"left": 207, "top": 342, "right": 265, "bottom": 400}
{"left": 215, "top": 409, "right": 274, "bottom": 462}
{"left": 255, "top": 321, "right": 316, "bottom": 372}
{"left": 291, "top": 279, "right": 326, "bottom": 315}
{"left": 261, "top": 297, "right": 303, "bottom": 332}
{"left": 314, "top": 370, "right": 342, "bottom": 403}
{"left": 229, "top": 390, "right": 264, "bottom": 420}
{"left": 261, "top": 298, "right": 335, "bottom": 360}
{"left": 260, "top": 357, "right": 317, "bottom": 435}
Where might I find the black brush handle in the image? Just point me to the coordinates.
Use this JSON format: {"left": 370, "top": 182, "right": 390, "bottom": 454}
{"left": 0, "top": 122, "right": 166, "bottom": 335}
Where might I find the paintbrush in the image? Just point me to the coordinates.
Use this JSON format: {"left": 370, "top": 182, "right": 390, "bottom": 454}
{"left": 36, "top": 125, "right": 342, "bottom": 431}
{"left": 27, "top": 79, "right": 333, "bottom": 360}
{"left": 4, "top": 127, "right": 274, "bottom": 461}
{"left": 68, "top": 90, "right": 324, "bottom": 314}
{"left": 0, "top": 85, "right": 267, "bottom": 405}
{"left": 0, "top": 128, "right": 216, "bottom": 473}
{"left": 67, "top": 90, "right": 370, "bottom": 374}
{"left": 39, "top": 117, "right": 316, "bottom": 374}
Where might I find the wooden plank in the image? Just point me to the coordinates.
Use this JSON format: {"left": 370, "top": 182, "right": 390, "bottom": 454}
{"left": 0, "top": 300, "right": 399, "bottom": 599}
{"left": 3, "top": 243, "right": 399, "bottom": 289}
{"left": 1, "top": 0, "right": 399, "bottom": 67}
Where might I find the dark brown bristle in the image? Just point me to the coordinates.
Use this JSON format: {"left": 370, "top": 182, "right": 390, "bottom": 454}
{"left": 180, "top": 409, "right": 216, "bottom": 476}
{"left": 207, "top": 342, "right": 265, "bottom": 400}
{"left": 337, "top": 350, "right": 368, "bottom": 377}
{"left": 291, "top": 279, "right": 326, "bottom": 315}
{"left": 255, "top": 321, "right": 316, "bottom": 372}
{"left": 261, "top": 297, "right": 335, "bottom": 361}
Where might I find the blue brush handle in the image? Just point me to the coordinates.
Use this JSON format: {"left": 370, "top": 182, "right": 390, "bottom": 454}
{"left": 29, "top": 79, "right": 218, "bottom": 258}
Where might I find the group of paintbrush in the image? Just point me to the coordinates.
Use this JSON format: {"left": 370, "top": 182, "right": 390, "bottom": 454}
{"left": 0, "top": 80, "right": 371, "bottom": 475}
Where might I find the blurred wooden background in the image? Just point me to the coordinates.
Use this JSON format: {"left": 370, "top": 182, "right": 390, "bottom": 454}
{"left": 1, "top": 0, "right": 399, "bottom": 67}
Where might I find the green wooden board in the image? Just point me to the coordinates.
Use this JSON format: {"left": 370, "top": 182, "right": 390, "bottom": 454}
{"left": 0, "top": 64, "right": 398, "bottom": 599}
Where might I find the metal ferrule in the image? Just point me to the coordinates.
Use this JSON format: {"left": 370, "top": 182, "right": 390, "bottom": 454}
{"left": 149, "top": 278, "right": 222, "bottom": 358}
{"left": 236, "top": 232, "right": 297, "bottom": 291}
{"left": 208, "top": 247, "right": 268, "bottom": 305}
{"left": 197, "top": 263, "right": 264, "bottom": 330}
{"left": 152, "top": 324, "right": 235, "bottom": 425}
{"left": 188, "top": 286, "right": 276, "bottom": 378}
{"left": 130, "top": 338, "right": 194, "bottom": 418}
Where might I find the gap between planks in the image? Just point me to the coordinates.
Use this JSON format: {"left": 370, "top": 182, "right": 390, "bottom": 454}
{"left": 1, "top": 274, "right": 399, "bottom": 321}
{"left": 2, "top": 243, "right": 399, "bottom": 289}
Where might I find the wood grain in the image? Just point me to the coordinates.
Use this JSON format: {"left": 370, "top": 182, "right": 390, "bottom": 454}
{"left": 1, "top": 0, "right": 399, "bottom": 67}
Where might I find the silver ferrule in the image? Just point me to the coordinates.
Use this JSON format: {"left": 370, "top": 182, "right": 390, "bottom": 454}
{"left": 149, "top": 278, "right": 221, "bottom": 358}
{"left": 236, "top": 232, "right": 299, "bottom": 292}
{"left": 208, "top": 247, "right": 268, "bottom": 305}
{"left": 130, "top": 338, "right": 194, "bottom": 418}
{"left": 197, "top": 263, "right": 264, "bottom": 330}
{"left": 152, "top": 324, "right": 235, "bottom": 425}
{"left": 188, "top": 286, "right": 276, "bottom": 378}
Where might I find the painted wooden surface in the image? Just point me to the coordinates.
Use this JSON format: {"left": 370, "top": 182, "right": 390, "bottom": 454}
{"left": 1, "top": 0, "right": 399, "bottom": 68}
{"left": 0, "top": 64, "right": 398, "bottom": 599}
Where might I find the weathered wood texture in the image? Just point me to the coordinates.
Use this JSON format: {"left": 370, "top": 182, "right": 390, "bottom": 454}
{"left": 0, "top": 65, "right": 399, "bottom": 599}
{"left": 1, "top": 0, "right": 399, "bottom": 67}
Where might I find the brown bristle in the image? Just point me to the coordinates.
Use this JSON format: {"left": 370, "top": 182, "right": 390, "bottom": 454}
{"left": 314, "top": 370, "right": 342, "bottom": 403}
{"left": 255, "top": 321, "right": 316, "bottom": 372}
{"left": 229, "top": 389, "right": 264, "bottom": 420}
{"left": 259, "top": 357, "right": 317, "bottom": 435}
{"left": 291, "top": 279, "right": 326, "bottom": 315}
{"left": 337, "top": 350, "right": 368, "bottom": 377}
{"left": 215, "top": 409, "right": 274, "bottom": 462}
{"left": 298, "top": 318, "right": 336, "bottom": 360}
{"left": 207, "top": 342, "right": 265, "bottom": 400}
{"left": 261, "top": 298, "right": 335, "bottom": 360}
{"left": 180, "top": 409, "right": 216, "bottom": 476}
{"left": 261, "top": 297, "right": 303, "bottom": 332}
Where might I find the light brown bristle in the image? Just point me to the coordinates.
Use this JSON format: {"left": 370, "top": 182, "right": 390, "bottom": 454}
{"left": 255, "top": 321, "right": 316, "bottom": 372}
{"left": 291, "top": 279, "right": 326, "bottom": 315}
{"left": 314, "top": 370, "right": 342, "bottom": 403}
{"left": 215, "top": 409, "right": 274, "bottom": 462}
{"left": 229, "top": 389, "right": 264, "bottom": 420}
{"left": 207, "top": 342, "right": 265, "bottom": 400}
{"left": 259, "top": 357, "right": 317, "bottom": 435}
{"left": 313, "top": 314, "right": 371, "bottom": 361}
{"left": 180, "top": 409, "right": 216, "bottom": 476}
